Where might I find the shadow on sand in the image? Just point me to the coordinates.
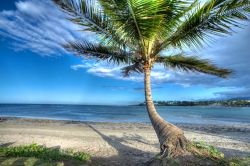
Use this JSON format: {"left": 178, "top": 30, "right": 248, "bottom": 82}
{"left": 87, "top": 124, "right": 156, "bottom": 166}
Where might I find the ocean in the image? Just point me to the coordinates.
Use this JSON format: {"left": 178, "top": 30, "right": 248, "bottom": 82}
{"left": 0, "top": 104, "right": 250, "bottom": 125}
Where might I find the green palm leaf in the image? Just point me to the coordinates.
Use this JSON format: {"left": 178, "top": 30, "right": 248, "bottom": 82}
{"left": 164, "top": 0, "right": 250, "bottom": 48}
{"left": 53, "top": 0, "right": 133, "bottom": 49}
{"left": 156, "top": 54, "right": 232, "bottom": 78}
{"left": 121, "top": 62, "right": 144, "bottom": 77}
{"left": 64, "top": 41, "right": 131, "bottom": 64}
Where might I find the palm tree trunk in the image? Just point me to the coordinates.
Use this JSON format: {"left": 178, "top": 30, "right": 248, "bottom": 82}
{"left": 144, "top": 66, "right": 188, "bottom": 157}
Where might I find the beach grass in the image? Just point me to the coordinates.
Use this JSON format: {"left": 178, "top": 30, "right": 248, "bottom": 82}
{"left": 0, "top": 144, "right": 91, "bottom": 166}
{"left": 187, "top": 141, "right": 250, "bottom": 166}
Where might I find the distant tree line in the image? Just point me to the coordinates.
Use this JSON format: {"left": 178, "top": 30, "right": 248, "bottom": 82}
{"left": 137, "top": 99, "right": 250, "bottom": 107}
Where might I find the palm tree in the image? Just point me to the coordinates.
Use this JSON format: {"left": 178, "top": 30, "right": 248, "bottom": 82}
{"left": 53, "top": 0, "right": 250, "bottom": 157}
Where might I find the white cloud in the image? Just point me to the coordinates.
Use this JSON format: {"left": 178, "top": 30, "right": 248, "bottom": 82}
{"left": 70, "top": 62, "right": 94, "bottom": 70}
{"left": 70, "top": 61, "right": 211, "bottom": 85}
{"left": 16, "top": 1, "right": 45, "bottom": 15}
{"left": 0, "top": 0, "right": 94, "bottom": 55}
{"left": 1, "top": 10, "right": 14, "bottom": 16}
{"left": 86, "top": 63, "right": 123, "bottom": 78}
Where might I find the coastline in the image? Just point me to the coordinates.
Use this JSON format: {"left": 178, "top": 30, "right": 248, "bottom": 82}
{"left": 1, "top": 105, "right": 250, "bottom": 125}
{"left": 0, "top": 117, "right": 250, "bottom": 165}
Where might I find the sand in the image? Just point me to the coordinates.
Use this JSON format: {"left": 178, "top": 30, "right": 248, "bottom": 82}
{"left": 0, "top": 118, "right": 249, "bottom": 165}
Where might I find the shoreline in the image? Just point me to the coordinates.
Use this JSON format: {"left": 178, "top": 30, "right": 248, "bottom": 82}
{"left": 1, "top": 117, "right": 250, "bottom": 165}
{"left": 1, "top": 116, "right": 250, "bottom": 129}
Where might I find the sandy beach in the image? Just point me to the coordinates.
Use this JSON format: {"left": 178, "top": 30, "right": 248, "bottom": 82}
{"left": 0, "top": 118, "right": 249, "bottom": 165}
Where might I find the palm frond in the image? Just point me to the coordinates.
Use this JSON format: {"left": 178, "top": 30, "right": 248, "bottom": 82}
{"left": 162, "top": 0, "right": 250, "bottom": 49}
{"left": 156, "top": 54, "right": 232, "bottom": 78}
{"left": 156, "top": 0, "right": 199, "bottom": 40}
{"left": 53, "top": 0, "right": 135, "bottom": 50}
{"left": 53, "top": 0, "right": 104, "bottom": 33}
{"left": 99, "top": 0, "right": 168, "bottom": 55}
{"left": 64, "top": 41, "right": 132, "bottom": 64}
{"left": 121, "top": 62, "right": 144, "bottom": 77}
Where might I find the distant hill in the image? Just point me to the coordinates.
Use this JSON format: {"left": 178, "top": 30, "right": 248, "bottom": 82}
{"left": 230, "top": 97, "right": 250, "bottom": 100}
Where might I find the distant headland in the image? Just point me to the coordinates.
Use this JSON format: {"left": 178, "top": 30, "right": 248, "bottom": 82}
{"left": 137, "top": 98, "right": 250, "bottom": 107}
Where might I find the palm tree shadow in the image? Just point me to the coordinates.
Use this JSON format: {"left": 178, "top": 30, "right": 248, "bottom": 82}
{"left": 87, "top": 124, "right": 156, "bottom": 166}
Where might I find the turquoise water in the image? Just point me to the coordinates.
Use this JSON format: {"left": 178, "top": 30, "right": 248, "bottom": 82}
{"left": 0, "top": 104, "right": 250, "bottom": 125}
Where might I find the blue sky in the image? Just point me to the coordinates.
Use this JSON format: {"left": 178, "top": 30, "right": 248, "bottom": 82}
{"left": 0, "top": 0, "right": 250, "bottom": 105}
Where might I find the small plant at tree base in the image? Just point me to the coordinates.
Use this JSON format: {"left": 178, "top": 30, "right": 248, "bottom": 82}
{"left": 187, "top": 141, "right": 224, "bottom": 159}
{"left": 152, "top": 141, "right": 249, "bottom": 166}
